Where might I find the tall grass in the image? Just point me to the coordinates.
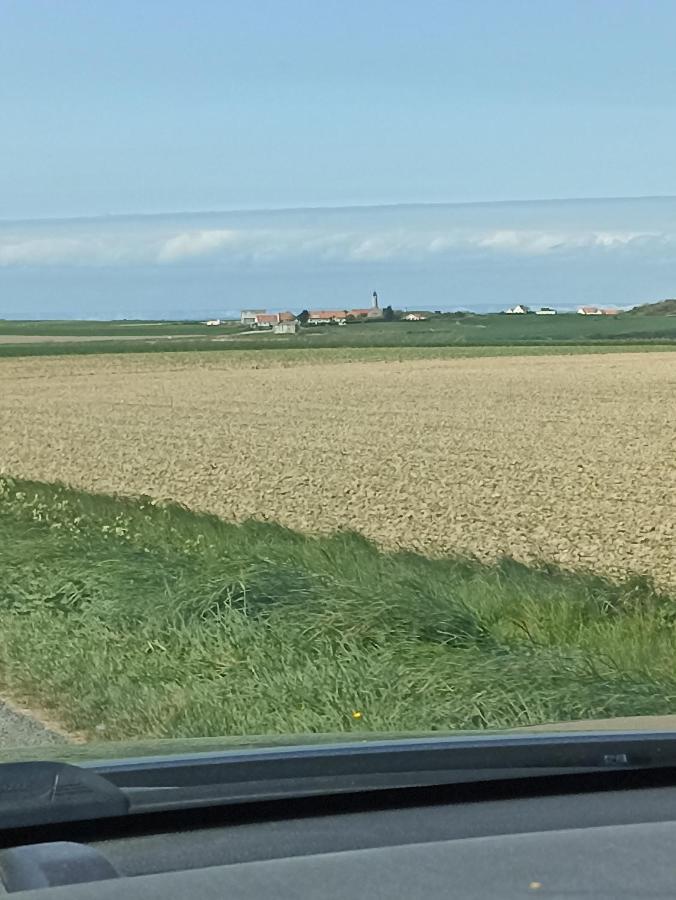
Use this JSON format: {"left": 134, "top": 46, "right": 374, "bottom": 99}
{"left": 1, "top": 476, "right": 675, "bottom": 742}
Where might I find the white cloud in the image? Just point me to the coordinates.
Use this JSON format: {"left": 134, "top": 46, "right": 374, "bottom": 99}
{"left": 156, "top": 229, "right": 240, "bottom": 262}
{"left": 0, "top": 233, "right": 152, "bottom": 267}
{"left": 0, "top": 237, "right": 90, "bottom": 266}
{"left": 469, "top": 229, "right": 665, "bottom": 255}
{"left": 0, "top": 211, "right": 673, "bottom": 269}
{"left": 152, "top": 226, "right": 676, "bottom": 264}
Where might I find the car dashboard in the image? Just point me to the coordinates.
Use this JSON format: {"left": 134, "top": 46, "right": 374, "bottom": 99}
{"left": 3, "top": 770, "right": 676, "bottom": 898}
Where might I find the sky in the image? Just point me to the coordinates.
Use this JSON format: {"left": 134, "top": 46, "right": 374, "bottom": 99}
{"left": 2, "top": 0, "right": 676, "bottom": 317}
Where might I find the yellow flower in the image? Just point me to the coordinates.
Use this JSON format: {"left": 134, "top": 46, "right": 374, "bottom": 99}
{"left": 351, "top": 710, "right": 363, "bottom": 720}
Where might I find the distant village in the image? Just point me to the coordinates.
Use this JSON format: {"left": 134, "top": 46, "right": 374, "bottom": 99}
{"left": 203, "top": 294, "right": 622, "bottom": 329}
{"left": 505, "top": 305, "right": 619, "bottom": 316}
{"left": 204, "top": 291, "right": 431, "bottom": 331}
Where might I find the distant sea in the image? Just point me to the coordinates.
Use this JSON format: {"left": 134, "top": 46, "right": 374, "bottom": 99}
{"left": 2, "top": 197, "right": 676, "bottom": 319}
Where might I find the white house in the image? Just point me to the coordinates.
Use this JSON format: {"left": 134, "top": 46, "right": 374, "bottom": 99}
{"left": 402, "top": 312, "right": 428, "bottom": 321}
{"left": 535, "top": 308, "right": 557, "bottom": 315}
{"left": 204, "top": 319, "right": 222, "bottom": 326}
{"left": 577, "top": 306, "right": 603, "bottom": 315}
{"left": 240, "top": 309, "right": 266, "bottom": 326}
{"left": 505, "top": 304, "right": 530, "bottom": 314}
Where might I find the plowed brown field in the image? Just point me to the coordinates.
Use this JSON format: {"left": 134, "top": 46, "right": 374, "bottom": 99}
{"left": 1, "top": 351, "right": 675, "bottom": 586}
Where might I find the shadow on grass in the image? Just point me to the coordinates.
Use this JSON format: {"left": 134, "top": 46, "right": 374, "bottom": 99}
{"left": 1, "top": 475, "right": 675, "bottom": 743}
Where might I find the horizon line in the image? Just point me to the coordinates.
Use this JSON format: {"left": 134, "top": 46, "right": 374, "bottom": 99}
{"left": 3, "top": 193, "right": 676, "bottom": 228}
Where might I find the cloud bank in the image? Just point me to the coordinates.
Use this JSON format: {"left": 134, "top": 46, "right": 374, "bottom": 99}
{"left": 1, "top": 199, "right": 675, "bottom": 268}
{"left": 0, "top": 226, "right": 670, "bottom": 268}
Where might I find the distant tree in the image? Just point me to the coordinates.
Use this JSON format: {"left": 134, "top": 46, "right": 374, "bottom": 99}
{"left": 383, "top": 305, "right": 395, "bottom": 322}
{"left": 297, "top": 309, "right": 310, "bottom": 325}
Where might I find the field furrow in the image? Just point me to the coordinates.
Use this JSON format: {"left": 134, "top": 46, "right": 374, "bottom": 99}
{"left": 1, "top": 350, "right": 674, "bottom": 586}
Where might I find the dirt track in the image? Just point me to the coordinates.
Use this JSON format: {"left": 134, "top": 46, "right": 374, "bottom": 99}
{"left": 0, "top": 350, "right": 674, "bottom": 586}
{"left": 0, "top": 699, "right": 66, "bottom": 748}
{"left": 0, "top": 333, "right": 207, "bottom": 343}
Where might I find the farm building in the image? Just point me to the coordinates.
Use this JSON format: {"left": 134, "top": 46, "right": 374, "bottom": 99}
{"left": 345, "top": 292, "right": 382, "bottom": 319}
{"left": 402, "top": 312, "right": 428, "bottom": 321}
{"left": 251, "top": 312, "right": 297, "bottom": 328}
{"left": 578, "top": 306, "right": 603, "bottom": 315}
{"left": 240, "top": 309, "right": 266, "bottom": 326}
{"left": 602, "top": 308, "right": 619, "bottom": 316}
{"left": 254, "top": 314, "right": 280, "bottom": 328}
{"left": 307, "top": 310, "right": 348, "bottom": 325}
{"left": 273, "top": 321, "right": 300, "bottom": 335}
{"left": 348, "top": 307, "right": 382, "bottom": 319}
{"left": 204, "top": 319, "right": 222, "bottom": 326}
{"left": 505, "top": 304, "right": 530, "bottom": 314}
{"left": 535, "top": 308, "right": 557, "bottom": 315}
{"left": 304, "top": 295, "right": 380, "bottom": 326}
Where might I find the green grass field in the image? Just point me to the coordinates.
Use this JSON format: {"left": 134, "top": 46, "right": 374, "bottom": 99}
{"left": 0, "top": 319, "right": 244, "bottom": 337}
{"left": 296, "top": 312, "right": 676, "bottom": 346}
{"left": 1, "top": 476, "right": 675, "bottom": 744}
{"left": 2, "top": 313, "right": 676, "bottom": 358}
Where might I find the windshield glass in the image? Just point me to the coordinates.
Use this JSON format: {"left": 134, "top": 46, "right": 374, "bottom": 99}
{"left": 0, "top": 1, "right": 675, "bottom": 763}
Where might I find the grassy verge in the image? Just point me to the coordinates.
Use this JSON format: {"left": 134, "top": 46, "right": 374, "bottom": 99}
{"left": 3, "top": 340, "right": 676, "bottom": 362}
{"left": 1, "top": 476, "right": 676, "bottom": 743}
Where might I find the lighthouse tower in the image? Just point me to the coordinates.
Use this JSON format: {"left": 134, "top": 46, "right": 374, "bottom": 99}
{"left": 372, "top": 291, "right": 379, "bottom": 310}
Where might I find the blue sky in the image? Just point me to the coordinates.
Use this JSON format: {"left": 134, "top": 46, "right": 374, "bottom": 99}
{"left": 1, "top": 1, "right": 676, "bottom": 316}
